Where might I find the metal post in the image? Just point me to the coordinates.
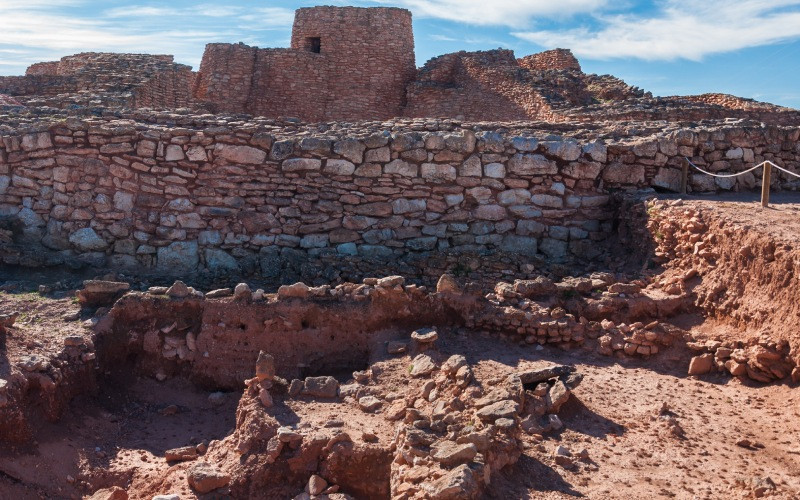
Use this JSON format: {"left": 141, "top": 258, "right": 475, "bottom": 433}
{"left": 761, "top": 162, "right": 772, "bottom": 207}
{"left": 680, "top": 159, "right": 689, "bottom": 194}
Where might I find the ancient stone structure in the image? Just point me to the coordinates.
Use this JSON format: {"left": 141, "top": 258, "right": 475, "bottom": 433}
{"left": 2, "top": 6, "right": 798, "bottom": 124}
{"left": 193, "top": 7, "right": 416, "bottom": 121}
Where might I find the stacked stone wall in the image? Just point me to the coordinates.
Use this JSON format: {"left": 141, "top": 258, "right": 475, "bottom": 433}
{"left": 518, "top": 49, "right": 581, "bottom": 72}
{"left": 25, "top": 62, "right": 60, "bottom": 76}
{"left": 0, "top": 115, "right": 797, "bottom": 279}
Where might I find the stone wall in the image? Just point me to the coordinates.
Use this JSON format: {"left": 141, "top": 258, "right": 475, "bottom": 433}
{"left": 193, "top": 7, "right": 416, "bottom": 121}
{"left": 518, "top": 49, "right": 581, "bottom": 72}
{"left": 0, "top": 115, "right": 798, "bottom": 280}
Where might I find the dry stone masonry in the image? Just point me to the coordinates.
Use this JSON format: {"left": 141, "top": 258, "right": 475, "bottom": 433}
{"left": 1, "top": 112, "right": 799, "bottom": 278}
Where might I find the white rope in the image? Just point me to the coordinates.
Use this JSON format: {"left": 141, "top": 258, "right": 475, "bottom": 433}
{"left": 685, "top": 158, "right": 800, "bottom": 179}
{"left": 772, "top": 163, "right": 800, "bottom": 179}
{"left": 684, "top": 157, "right": 763, "bottom": 178}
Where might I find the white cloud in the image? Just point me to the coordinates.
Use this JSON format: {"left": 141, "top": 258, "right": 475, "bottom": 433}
{"left": 367, "top": 0, "right": 609, "bottom": 27}
{"left": 513, "top": 0, "right": 800, "bottom": 61}
{"left": 0, "top": 2, "right": 295, "bottom": 74}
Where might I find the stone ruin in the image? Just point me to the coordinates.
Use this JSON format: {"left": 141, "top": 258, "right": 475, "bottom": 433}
{"left": 1, "top": 5, "right": 800, "bottom": 500}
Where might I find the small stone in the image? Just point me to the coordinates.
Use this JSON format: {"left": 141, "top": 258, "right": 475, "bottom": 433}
{"left": 288, "top": 379, "right": 303, "bottom": 397}
{"left": 302, "top": 376, "right": 339, "bottom": 398}
{"left": 277, "top": 427, "right": 303, "bottom": 443}
{"left": 148, "top": 286, "right": 168, "bottom": 295}
{"left": 441, "top": 355, "right": 467, "bottom": 375}
{"left": 165, "top": 446, "right": 198, "bottom": 462}
{"left": 307, "top": 475, "right": 327, "bottom": 496}
{"left": 278, "top": 282, "right": 309, "bottom": 299}
{"left": 255, "top": 351, "right": 275, "bottom": 381}
{"left": 688, "top": 354, "right": 714, "bottom": 375}
{"left": 376, "top": 275, "right": 404, "bottom": 288}
{"left": 432, "top": 441, "right": 478, "bottom": 467}
{"left": 436, "top": 274, "right": 461, "bottom": 293}
{"left": 233, "top": 283, "right": 251, "bottom": 301}
{"left": 554, "top": 445, "right": 573, "bottom": 466}
{"left": 86, "top": 486, "right": 128, "bottom": 500}
{"left": 358, "top": 396, "right": 382, "bottom": 412}
{"left": 409, "top": 354, "right": 437, "bottom": 377}
{"left": 259, "top": 389, "right": 273, "bottom": 408}
{"left": 476, "top": 400, "right": 519, "bottom": 422}
{"left": 186, "top": 462, "right": 230, "bottom": 493}
{"left": 153, "top": 495, "right": 180, "bottom": 500}
{"left": 387, "top": 341, "right": 407, "bottom": 354}
{"left": 205, "top": 288, "right": 232, "bottom": 298}
{"left": 63, "top": 335, "right": 84, "bottom": 347}
{"left": 166, "top": 281, "right": 190, "bottom": 298}
{"left": 411, "top": 327, "right": 438, "bottom": 343}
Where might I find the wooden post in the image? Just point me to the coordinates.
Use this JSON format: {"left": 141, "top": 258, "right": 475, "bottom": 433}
{"left": 680, "top": 159, "right": 689, "bottom": 194}
{"left": 761, "top": 162, "right": 772, "bottom": 207}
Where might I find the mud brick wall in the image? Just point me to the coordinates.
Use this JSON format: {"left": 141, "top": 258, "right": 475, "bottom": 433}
{"left": 193, "top": 7, "right": 416, "bottom": 121}
{"left": 0, "top": 117, "right": 798, "bottom": 278}
{"left": 518, "top": 49, "right": 581, "bottom": 72}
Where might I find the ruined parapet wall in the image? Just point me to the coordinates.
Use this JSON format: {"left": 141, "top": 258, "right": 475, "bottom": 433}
{"left": 518, "top": 48, "right": 581, "bottom": 72}
{"left": 194, "top": 7, "right": 416, "bottom": 121}
{"left": 25, "top": 61, "right": 60, "bottom": 76}
{"left": 404, "top": 50, "right": 562, "bottom": 121}
{"left": 582, "top": 74, "right": 648, "bottom": 102}
{"left": 562, "top": 97, "right": 800, "bottom": 126}
{"left": 0, "top": 115, "right": 798, "bottom": 279}
{"left": 1, "top": 52, "right": 194, "bottom": 110}
{"left": 679, "top": 93, "right": 790, "bottom": 112}
{"left": 193, "top": 43, "right": 258, "bottom": 114}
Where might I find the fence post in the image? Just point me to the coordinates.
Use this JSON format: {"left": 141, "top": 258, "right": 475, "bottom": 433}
{"left": 680, "top": 159, "right": 688, "bottom": 194}
{"left": 761, "top": 162, "right": 772, "bottom": 207}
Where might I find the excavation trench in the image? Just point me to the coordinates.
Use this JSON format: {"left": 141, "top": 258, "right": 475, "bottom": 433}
{"left": 1, "top": 195, "right": 799, "bottom": 499}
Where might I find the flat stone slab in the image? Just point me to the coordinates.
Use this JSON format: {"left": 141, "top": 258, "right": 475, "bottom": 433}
{"left": 411, "top": 327, "right": 438, "bottom": 343}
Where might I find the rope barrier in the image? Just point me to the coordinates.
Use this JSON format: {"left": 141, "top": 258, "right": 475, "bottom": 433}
{"left": 684, "top": 158, "right": 800, "bottom": 179}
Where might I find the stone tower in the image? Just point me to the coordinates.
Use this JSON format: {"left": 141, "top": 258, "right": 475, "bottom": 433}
{"left": 193, "top": 6, "right": 416, "bottom": 121}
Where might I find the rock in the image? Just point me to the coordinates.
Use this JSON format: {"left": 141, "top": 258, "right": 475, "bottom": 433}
{"left": 441, "top": 355, "right": 467, "bottom": 375}
{"left": 432, "top": 441, "right": 478, "bottom": 467}
{"left": 750, "top": 476, "right": 776, "bottom": 498}
{"left": 278, "top": 282, "right": 309, "bottom": 299}
{"left": 377, "top": 275, "right": 404, "bottom": 288}
{"left": 187, "top": 463, "right": 230, "bottom": 493}
{"left": 513, "top": 277, "right": 557, "bottom": 298}
{"left": 255, "top": 351, "right": 275, "bottom": 381}
{"left": 410, "top": 354, "right": 437, "bottom": 377}
{"left": 206, "top": 288, "right": 232, "bottom": 298}
{"left": 436, "top": 274, "right": 461, "bottom": 293}
{"left": 259, "top": 388, "right": 273, "bottom": 407}
{"left": 166, "top": 281, "right": 190, "bottom": 298}
{"left": 86, "top": 486, "right": 128, "bottom": 500}
{"left": 77, "top": 280, "right": 130, "bottom": 306}
{"left": 152, "top": 495, "right": 180, "bottom": 500}
{"left": 288, "top": 379, "right": 303, "bottom": 396}
{"left": 277, "top": 427, "right": 303, "bottom": 443}
{"left": 546, "top": 380, "right": 570, "bottom": 413}
{"left": 165, "top": 446, "right": 198, "bottom": 462}
{"left": 233, "top": 283, "right": 251, "bottom": 301}
{"left": 64, "top": 335, "right": 84, "bottom": 347}
{"left": 688, "top": 354, "right": 714, "bottom": 375}
{"left": 554, "top": 445, "right": 573, "bottom": 466}
{"left": 358, "top": 396, "right": 382, "bottom": 412}
{"left": 69, "top": 227, "right": 108, "bottom": 251}
{"left": 307, "top": 474, "right": 328, "bottom": 496}
{"left": 302, "top": 376, "right": 339, "bottom": 398}
{"left": 148, "top": 286, "right": 168, "bottom": 295}
{"left": 427, "top": 464, "right": 478, "bottom": 500}
{"left": 411, "top": 327, "right": 438, "bottom": 344}
{"left": 476, "top": 400, "right": 519, "bottom": 422}
{"left": 517, "top": 364, "right": 575, "bottom": 385}
{"left": 157, "top": 241, "right": 199, "bottom": 274}
{"left": 387, "top": 341, "right": 407, "bottom": 354}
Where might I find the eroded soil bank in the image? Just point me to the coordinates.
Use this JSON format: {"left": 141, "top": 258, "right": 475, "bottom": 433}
{"left": 0, "top": 194, "right": 799, "bottom": 499}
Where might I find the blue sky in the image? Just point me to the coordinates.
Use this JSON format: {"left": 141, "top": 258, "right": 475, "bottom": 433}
{"left": 1, "top": 0, "right": 799, "bottom": 108}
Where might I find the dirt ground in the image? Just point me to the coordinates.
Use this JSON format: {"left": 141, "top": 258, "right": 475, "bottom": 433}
{"left": 1, "top": 194, "right": 800, "bottom": 499}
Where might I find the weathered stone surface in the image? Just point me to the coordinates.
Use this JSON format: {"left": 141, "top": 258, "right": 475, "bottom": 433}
{"left": 509, "top": 154, "right": 557, "bottom": 175}
{"left": 165, "top": 445, "right": 198, "bottom": 462}
{"left": 432, "top": 441, "right": 478, "bottom": 467}
{"left": 157, "top": 241, "right": 199, "bottom": 274}
{"left": 302, "top": 376, "right": 339, "bottom": 398}
{"left": 410, "top": 354, "right": 437, "bottom": 377}
{"left": 476, "top": 399, "right": 519, "bottom": 421}
{"left": 427, "top": 464, "right": 478, "bottom": 499}
{"left": 69, "top": 228, "right": 107, "bottom": 251}
{"left": 187, "top": 462, "right": 230, "bottom": 493}
{"left": 214, "top": 144, "right": 266, "bottom": 164}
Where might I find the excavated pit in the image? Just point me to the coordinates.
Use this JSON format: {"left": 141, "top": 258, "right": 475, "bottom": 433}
{"left": 1, "top": 193, "right": 800, "bottom": 499}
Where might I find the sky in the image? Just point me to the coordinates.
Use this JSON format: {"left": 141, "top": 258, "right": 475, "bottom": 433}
{"left": 1, "top": 0, "right": 799, "bottom": 108}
